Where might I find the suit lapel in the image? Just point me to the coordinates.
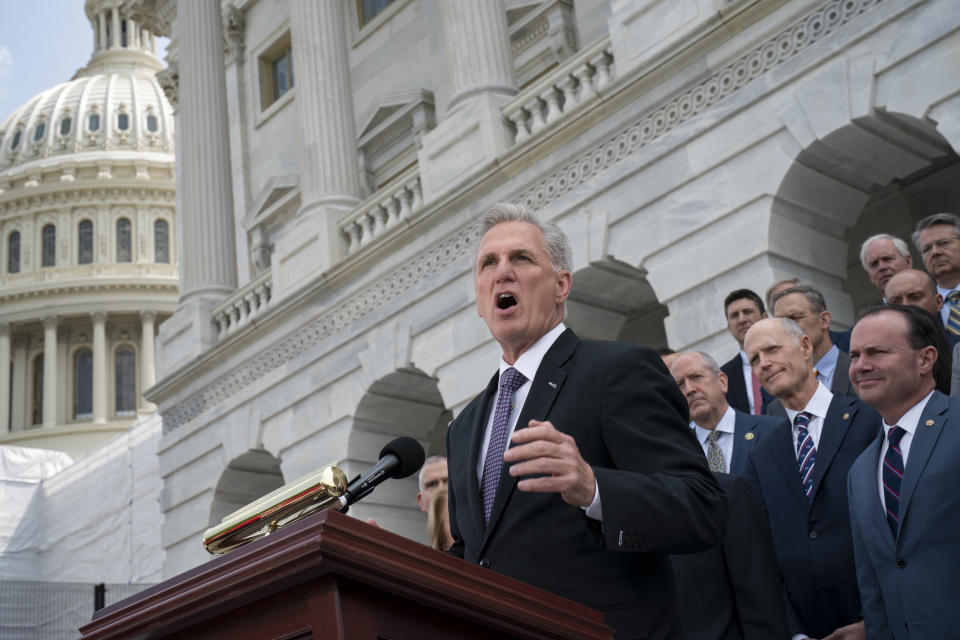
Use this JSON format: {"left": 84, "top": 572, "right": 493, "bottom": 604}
{"left": 769, "top": 421, "right": 809, "bottom": 510}
{"left": 730, "top": 411, "right": 755, "bottom": 475}
{"left": 482, "top": 330, "right": 575, "bottom": 545}
{"left": 831, "top": 351, "right": 852, "bottom": 396}
{"left": 809, "top": 396, "right": 855, "bottom": 502}
{"left": 462, "top": 373, "right": 499, "bottom": 545}
{"left": 897, "top": 392, "right": 949, "bottom": 536}
{"left": 858, "top": 436, "right": 895, "bottom": 552}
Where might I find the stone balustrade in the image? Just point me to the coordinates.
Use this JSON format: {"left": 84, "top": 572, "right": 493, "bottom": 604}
{"left": 339, "top": 169, "right": 424, "bottom": 255}
{"left": 503, "top": 37, "right": 615, "bottom": 147}
{"left": 211, "top": 270, "right": 273, "bottom": 340}
{"left": 0, "top": 263, "right": 177, "bottom": 287}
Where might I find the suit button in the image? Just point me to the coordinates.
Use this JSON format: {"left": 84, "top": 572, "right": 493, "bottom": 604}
{"left": 479, "top": 558, "right": 490, "bottom": 568}
{"left": 896, "top": 558, "right": 906, "bottom": 568}
{"left": 808, "top": 530, "right": 818, "bottom": 540}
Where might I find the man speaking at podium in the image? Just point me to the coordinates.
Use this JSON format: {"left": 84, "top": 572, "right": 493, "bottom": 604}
{"left": 446, "top": 204, "right": 727, "bottom": 639}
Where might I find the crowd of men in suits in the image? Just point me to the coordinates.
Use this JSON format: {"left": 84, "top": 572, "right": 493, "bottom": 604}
{"left": 434, "top": 204, "right": 958, "bottom": 640}
{"left": 660, "top": 212, "right": 960, "bottom": 639}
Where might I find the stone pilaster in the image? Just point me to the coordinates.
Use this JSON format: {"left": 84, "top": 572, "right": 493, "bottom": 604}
{"left": 273, "top": 0, "right": 364, "bottom": 293}
{"left": 42, "top": 316, "right": 58, "bottom": 428}
{"left": 11, "top": 335, "right": 25, "bottom": 431}
{"left": 0, "top": 324, "right": 9, "bottom": 433}
{"left": 418, "top": 0, "right": 516, "bottom": 202}
{"left": 92, "top": 312, "right": 107, "bottom": 424}
{"left": 140, "top": 311, "right": 157, "bottom": 409}
{"left": 111, "top": 7, "right": 121, "bottom": 49}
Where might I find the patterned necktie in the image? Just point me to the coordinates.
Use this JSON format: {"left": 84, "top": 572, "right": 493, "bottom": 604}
{"left": 883, "top": 426, "right": 907, "bottom": 537}
{"left": 794, "top": 411, "right": 816, "bottom": 500}
{"left": 946, "top": 291, "right": 960, "bottom": 335}
{"left": 751, "top": 371, "right": 763, "bottom": 415}
{"left": 480, "top": 367, "right": 527, "bottom": 523}
{"left": 705, "top": 431, "right": 726, "bottom": 473}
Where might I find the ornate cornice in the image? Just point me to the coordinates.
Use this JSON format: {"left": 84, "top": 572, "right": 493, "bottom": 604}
{"left": 0, "top": 185, "right": 175, "bottom": 216}
{"left": 121, "top": 0, "right": 176, "bottom": 38}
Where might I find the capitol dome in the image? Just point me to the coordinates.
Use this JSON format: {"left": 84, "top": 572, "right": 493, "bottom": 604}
{"left": 0, "top": 0, "right": 177, "bottom": 459}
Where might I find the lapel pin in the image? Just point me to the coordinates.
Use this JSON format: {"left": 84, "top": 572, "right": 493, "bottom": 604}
{"left": 925, "top": 419, "right": 935, "bottom": 427}
{"left": 744, "top": 432, "right": 755, "bottom": 440}
{"left": 547, "top": 381, "right": 557, "bottom": 389}
{"left": 842, "top": 413, "right": 850, "bottom": 420}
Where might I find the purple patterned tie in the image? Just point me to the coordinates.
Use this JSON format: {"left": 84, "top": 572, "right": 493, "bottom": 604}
{"left": 481, "top": 367, "right": 527, "bottom": 523}
{"left": 883, "top": 426, "right": 906, "bottom": 537}
{"left": 794, "top": 411, "right": 816, "bottom": 500}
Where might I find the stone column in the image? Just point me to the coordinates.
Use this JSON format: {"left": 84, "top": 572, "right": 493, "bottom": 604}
{"left": 98, "top": 11, "right": 107, "bottom": 53}
{"left": 129, "top": 18, "right": 139, "bottom": 48}
{"left": 140, "top": 311, "right": 156, "bottom": 405}
{"left": 439, "top": 0, "right": 516, "bottom": 111}
{"left": 111, "top": 7, "right": 121, "bottom": 49}
{"left": 177, "top": 0, "right": 237, "bottom": 301}
{"left": 42, "top": 316, "right": 57, "bottom": 428}
{"left": 92, "top": 312, "right": 107, "bottom": 424}
{"left": 419, "top": 0, "right": 516, "bottom": 201}
{"left": 0, "top": 324, "right": 9, "bottom": 433}
{"left": 273, "top": 0, "right": 364, "bottom": 288}
{"left": 11, "top": 335, "right": 26, "bottom": 431}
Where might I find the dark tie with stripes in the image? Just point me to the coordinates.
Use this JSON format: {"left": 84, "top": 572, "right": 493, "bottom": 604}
{"left": 883, "top": 426, "right": 907, "bottom": 537}
{"left": 794, "top": 411, "right": 816, "bottom": 500}
{"left": 480, "top": 367, "right": 527, "bottom": 523}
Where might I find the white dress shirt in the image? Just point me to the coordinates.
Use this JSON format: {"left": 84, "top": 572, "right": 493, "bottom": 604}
{"left": 693, "top": 406, "right": 736, "bottom": 471}
{"left": 783, "top": 381, "right": 833, "bottom": 452}
{"left": 876, "top": 390, "right": 934, "bottom": 507}
{"left": 475, "top": 322, "right": 603, "bottom": 520}
{"left": 739, "top": 349, "right": 756, "bottom": 410}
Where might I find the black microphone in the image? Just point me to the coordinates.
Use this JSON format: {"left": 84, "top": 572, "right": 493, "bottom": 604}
{"left": 339, "top": 436, "right": 425, "bottom": 509}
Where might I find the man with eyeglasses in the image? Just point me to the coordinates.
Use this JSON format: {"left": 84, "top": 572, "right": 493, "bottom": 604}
{"left": 913, "top": 213, "right": 960, "bottom": 337}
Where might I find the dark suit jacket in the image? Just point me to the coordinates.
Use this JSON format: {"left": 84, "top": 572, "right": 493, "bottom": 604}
{"left": 721, "top": 352, "right": 772, "bottom": 414}
{"left": 728, "top": 410, "right": 789, "bottom": 476}
{"left": 446, "top": 329, "right": 727, "bottom": 640}
{"left": 830, "top": 328, "right": 850, "bottom": 353}
{"left": 671, "top": 472, "right": 789, "bottom": 640}
{"left": 848, "top": 391, "right": 960, "bottom": 639}
{"left": 766, "top": 350, "right": 856, "bottom": 419}
{"left": 743, "top": 394, "right": 880, "bottom": 638}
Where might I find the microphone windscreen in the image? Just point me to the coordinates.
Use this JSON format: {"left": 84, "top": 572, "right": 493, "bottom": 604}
{"left": 379, "top": 437, "right": 425, "bottom": 479}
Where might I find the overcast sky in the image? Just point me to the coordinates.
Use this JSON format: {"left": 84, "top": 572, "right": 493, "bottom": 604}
{"left": 0, "top": 1, "right": 168, "bottom": 126}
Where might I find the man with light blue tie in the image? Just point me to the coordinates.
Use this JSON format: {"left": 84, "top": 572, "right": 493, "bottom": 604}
{"left": 847, "top": 304, "right": 960, "bottom": 639}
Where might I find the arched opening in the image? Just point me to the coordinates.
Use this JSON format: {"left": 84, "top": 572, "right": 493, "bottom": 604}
{"left": 771, "top": 109, "right": 957, "bottom": 327}
{"left": 565, "top": 258, "right": 669, "bottom": 347}
{"left": 209, "top": 449, "right": 285, "bottom": 526}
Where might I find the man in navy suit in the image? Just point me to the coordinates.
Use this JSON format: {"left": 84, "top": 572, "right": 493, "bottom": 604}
{"left": 445, "top": 203, "right": 726, "bottom": 639}
{"left": 882, "top": 269, "right": 954, "bottom": 394}
{"left": 743, "top": 317, "right": 880, "bottom": 640}
{"left": 670, "top": 351, "right": 786, "bottom": 475}
{"left": 668, "top": 351, "right": 790, "bottom": 639}
{"left": 719, "top": 289, "right": 768, "bottom": 414}
{"left": 848, "top": 304, "right": 960, "bottom": 638}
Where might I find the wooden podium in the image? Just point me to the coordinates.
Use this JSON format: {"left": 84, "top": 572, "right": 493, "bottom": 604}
{"left": 79, "top": 509, "right": 613, "bottom": 639}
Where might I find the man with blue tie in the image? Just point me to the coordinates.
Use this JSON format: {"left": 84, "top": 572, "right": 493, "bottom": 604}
{"left": 743, "top": 317, "right": 879, "bottom": 640}
{"left": 847, "top": 304, "right": 960, "bottom": 638}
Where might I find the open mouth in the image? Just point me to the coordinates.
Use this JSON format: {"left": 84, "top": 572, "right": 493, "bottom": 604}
{"left": 497, "top": 293, "right": 518, "bottom": 310}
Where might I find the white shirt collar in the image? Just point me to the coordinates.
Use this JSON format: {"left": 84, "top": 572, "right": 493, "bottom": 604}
{"left": 499, "top": 322, "right": 566, "bottom": 381}
{"left": 784, "top": 380, "right": 833, "bottom": 424}
{"left": 738, "top": 348, "right": 749, "bottom": 368}
{"left": 693, "top": 405, "right": 735, "bottom": 444}
{"left": 881, "top": 390, "right": 935, "bottom": 436}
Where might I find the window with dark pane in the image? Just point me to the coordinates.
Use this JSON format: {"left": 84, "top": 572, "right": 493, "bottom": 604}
{"left": 41, "top": 224, "right": 56, "bottom": 267}
{"left": 146, "top": 115, "right": 158, "bottom": 132}
{"left": 8, "top": 232, "right": 20, "bottom": 274}
{"left": 154, "top": 219, "right": 169, "bottom": 263}
{"left": 74, "top": 348, "right": 93, "bottom": 419}
{"left": 116, "top": 218, "right": 132, "bottom": 262}
{"left": 89, "top": 113, "right": 100, "bottom": 132}
{"left": 115, "top": 346, "right": 136, "bottom": 414}
{"left": 60, "top": 117, "right": 72, "bottom": 136}
{"left": 118, "top": 113, "right": 130, "bottom": 131}
{"left": 33, "top": 122, "right": 46, "bottom": 142}
{"left": 78, "top": 220, "right": 94, "bottom": 264}
{"left": 358, "top": 0, "right": 396, "bottom": 26}
{"left": 32, "top": 354, "right": 43, "bottom": 426}
{"left": 271, "top": 49, "right": 292, "bottom": 103}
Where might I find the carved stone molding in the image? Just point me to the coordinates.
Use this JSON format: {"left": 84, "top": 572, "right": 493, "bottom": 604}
{"left": 513, "top": 0, "right": 886, "bottom": 212}
{"left": 156, "top": 62, "right": 180, "bottom": 109}
{"left": 121, "top": 0, "right": 175, "bottom": 38}
{"left": 223, "top": 5, "right": 246, "bottom": 64}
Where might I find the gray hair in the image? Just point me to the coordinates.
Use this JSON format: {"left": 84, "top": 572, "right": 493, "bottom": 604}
{"left": 771, "top": 284, "right": 827, "bottom": 315}
{"left": 859, "top": 233, "right": 910, "bottom": 269}
{"left": 764, "top": 278, "right": 813, "bottom": 311}
{"left": 912, "top": 213, "right": 960, "bottom": 251}
{"left": 477, "top": 203, "right": 572, "bottom": 273}
{"left": 771, "top": 317, "right": 813, "bottom": 364}
{"left": 694, "top": 351, "right": 722, "bottom": 376}
{"left": 418, "top": 455, "right": 446, "bottom": 492}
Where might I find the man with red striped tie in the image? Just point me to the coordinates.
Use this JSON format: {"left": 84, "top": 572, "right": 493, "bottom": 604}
{"left": 847, "top": 304, "right": 960, "bottom": 639}
{"left": 742, "top": 317, "right": 879, "bottom": 640}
